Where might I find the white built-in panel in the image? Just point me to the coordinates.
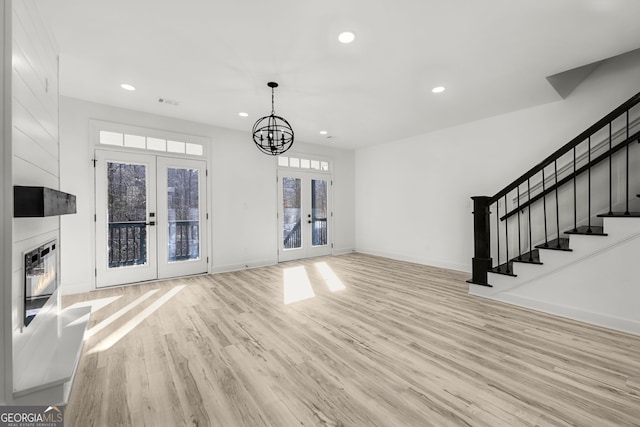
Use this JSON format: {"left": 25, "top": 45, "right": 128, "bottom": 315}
{"left": 12, "top": 96, "right": 58, "bottom": 159}
{"left": 12, "top": 156, "right": 58, "bottom": 187}
{"left": 12, "top": 68, "right": 58, "bottom": 146}
{"left": 12, "top": 1, "right": 58, "bottom": 108}
{"left": 10, "top": 0, "right": 63, "bottom": 404}
{"left": 0, "top": 0, "right": 8, "bottom": 406}
{"left": 12, "top": 126, "right": 58, "bottom": 177}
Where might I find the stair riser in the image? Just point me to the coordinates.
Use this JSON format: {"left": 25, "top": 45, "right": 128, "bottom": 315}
{"left": 601, "top": 216, "right": 640, "bottom": 237}
{"left": 565, "top": 233, "right": 611, "bottom": 253}
{"left": 476, "top": 218, "right": 640, "bottom": 293}
{"left": 494, "top": 250, "right": 574, "bottom": 288}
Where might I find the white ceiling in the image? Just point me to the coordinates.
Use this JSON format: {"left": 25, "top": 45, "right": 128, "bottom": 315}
{"left": 36, "top": 0, "right": 640, "bottom": 149}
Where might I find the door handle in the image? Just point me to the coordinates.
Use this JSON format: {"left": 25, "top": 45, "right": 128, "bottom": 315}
{"left": 146, "top": 221, "right": 156, "bottom": 226}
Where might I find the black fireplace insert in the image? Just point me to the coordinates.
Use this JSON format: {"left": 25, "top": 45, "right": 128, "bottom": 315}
{"left": 24, "top": 240, "right": 57, "bottom": 327}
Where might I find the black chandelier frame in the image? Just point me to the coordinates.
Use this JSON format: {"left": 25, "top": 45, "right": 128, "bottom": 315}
{"left": 252, "top": 82, "right": 294, "bottom": 156}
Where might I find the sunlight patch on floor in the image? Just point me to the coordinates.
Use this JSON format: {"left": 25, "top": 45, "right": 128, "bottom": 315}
{"left": 85, "top": 289, "right": 159, "bottom": 339}
{"left": 88, "top": 285, "right": 185, "bottom": 354}
{"left": 284, "top": 266, "right": 315, "bottom": 304}
{"left": 314, "top": 262, "right": 346, "bottom": 292}
{"left": 64, "top": 296, "right": 122, "bottom": 327}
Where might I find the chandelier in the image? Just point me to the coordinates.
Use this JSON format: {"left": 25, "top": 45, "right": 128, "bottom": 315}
{"left": 252, "top": 82, "right": 294, "bottom": 155}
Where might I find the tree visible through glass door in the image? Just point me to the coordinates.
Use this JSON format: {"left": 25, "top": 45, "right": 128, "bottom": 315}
{"left": 107, "top": 162, "right": 149, "bottom": 267}
{"left": 167, "top": 167, "right": 200, "bottom": 262}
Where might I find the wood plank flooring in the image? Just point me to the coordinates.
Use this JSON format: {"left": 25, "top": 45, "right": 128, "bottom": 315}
{"left": 62, "top": 253, "right": 640, "bottom": 426}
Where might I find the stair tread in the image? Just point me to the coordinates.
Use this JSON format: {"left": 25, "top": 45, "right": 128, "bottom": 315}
{"left": 490, "top": 261, "right": 516, "bottom": 277}
{"left": 535, "top": 237, "right": 572, "bottom": 251}
{"left": 564, "top": 225, "right": 607, "bottom": 236}
{"left": 597, "top": 212, "right": 640, "bottom": 218}
{"left": 512, "top": 249, "right": 542, "bottom": 265}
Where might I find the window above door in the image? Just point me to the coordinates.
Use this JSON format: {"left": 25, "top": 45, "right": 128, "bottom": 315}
{"left": 90, "top": 119, "right": 209, "bottom": 158}
{"left": 278, "top": 154, "right": 331, "bottom": 173}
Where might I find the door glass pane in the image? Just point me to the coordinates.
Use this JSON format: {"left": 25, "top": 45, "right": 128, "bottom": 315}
{"left": 167, "top": 168, "right": 200, "bottom": 262}
{"left": 312, "top": 179, "right": 328, "bottom": 247}
{"left": 107, "top": 162, "right": 148, "bottom": 268}
{"left": 283, "top": 177, "right": 301, "bottom": 249}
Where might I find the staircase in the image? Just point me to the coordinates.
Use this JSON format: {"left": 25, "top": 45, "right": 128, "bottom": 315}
{"left": 468, "top": 91, "right": 640, "bottom": 335}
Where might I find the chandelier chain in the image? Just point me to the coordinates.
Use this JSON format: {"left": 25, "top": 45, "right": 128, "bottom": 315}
{"left": 272, "top": 87, "right": 275, "bottom": 114}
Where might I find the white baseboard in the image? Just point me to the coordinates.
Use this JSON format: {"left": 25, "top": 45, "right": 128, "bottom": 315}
{"left": 481, "top": 292, "right": 640, "bottom": 337}
{"left": 332, "top": 247, "right": 356, "bottom": 256}
{"left": 210, "top": 258, "right": 277, "bottom": 274}
{"left": 355, "top": 247, "right": 470, "bottom": 273}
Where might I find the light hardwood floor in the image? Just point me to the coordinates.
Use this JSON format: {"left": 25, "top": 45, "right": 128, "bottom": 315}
{"left": 63, "top": 253, "right": 640, "bottom": 426}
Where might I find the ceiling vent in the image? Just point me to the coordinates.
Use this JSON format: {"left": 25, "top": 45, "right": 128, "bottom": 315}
{"left": 158, "top": 97, "right": 180, "bottom": 106}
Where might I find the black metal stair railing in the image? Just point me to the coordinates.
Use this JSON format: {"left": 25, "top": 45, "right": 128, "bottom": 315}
{"left": 469, "top": 91, "right": 640, "bottom": 286}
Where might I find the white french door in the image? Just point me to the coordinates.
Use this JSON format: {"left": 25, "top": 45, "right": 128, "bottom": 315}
{"left": 95, "top": 150, "right": 207, "bottom": 288}
{"left": 278, "top": 171, "right": 332, "bottom": 261}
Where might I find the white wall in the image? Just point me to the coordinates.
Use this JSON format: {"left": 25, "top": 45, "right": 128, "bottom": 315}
{"left": 355, "top": 49, "right": 640, "bottom": 272}
{"left": 59, "top": 97, "right": 355, "bottom": 294}
{"left": 1, "top": 0, "right": 10, "bottom": 406}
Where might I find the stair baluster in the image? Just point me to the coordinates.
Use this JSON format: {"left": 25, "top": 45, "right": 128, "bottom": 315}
{"left": 504, "top": 194, "right": 510, "bottom": 273}
{"left": 527, "top": 178, "right": 533, "bottom": 261}
{"left": 573, "top": 146, "right": 577, "bottom": 232}
{"left": 517, "top": 185, "right": 522, "bottom": 260}
{"left": 554, "top": 160, "right": 560, "bottom": 249}
{"left": 587, "top": 136, "right": 592, "bottom": 234}
{"left": 495, "top": 200, "right": 501, "bottom": 272}
{"left": 608, "top": 122, "right": 613, "bottom": 215}
{"left": 625, "top": 111, "right": 630, "bottom": 215}
{"left": 542, "top": 168, "right": 548, "bottom": 247}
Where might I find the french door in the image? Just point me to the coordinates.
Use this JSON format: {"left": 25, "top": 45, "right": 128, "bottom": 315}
{"left": 95, "top": 150, "right": 207, "bottom": 287}
{"left": 278, "top": 171, "right": 332, "bottom": 261}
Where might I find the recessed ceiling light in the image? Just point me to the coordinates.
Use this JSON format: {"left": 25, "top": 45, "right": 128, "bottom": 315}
{"left": 432, "top": 86, "right": 446, "bottom": 93}
{"left": 239, "top": 112, "right": 249, "bottom": 117}
{"left": 319, "top": 130, "right": 328, "bottom": 135}
{"left": 120, "top": 83, "right": 136, "bottom": 91}
{"left": 338, "top": 31, "right": 355, "bottom": 44}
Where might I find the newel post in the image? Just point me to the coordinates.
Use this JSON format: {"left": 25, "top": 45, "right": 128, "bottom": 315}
{"left": 468, "top": 196, "right": 492, "bottom": 286}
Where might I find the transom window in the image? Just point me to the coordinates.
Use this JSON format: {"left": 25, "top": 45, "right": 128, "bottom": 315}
{"left": 278, "top": 155, "right": 330, "bottom": 172}
{"left": 99, "top": 130, "right": 204, "bottom": 156}
{"left": 91, "top": 120, "right": 208, "bottom": 158}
